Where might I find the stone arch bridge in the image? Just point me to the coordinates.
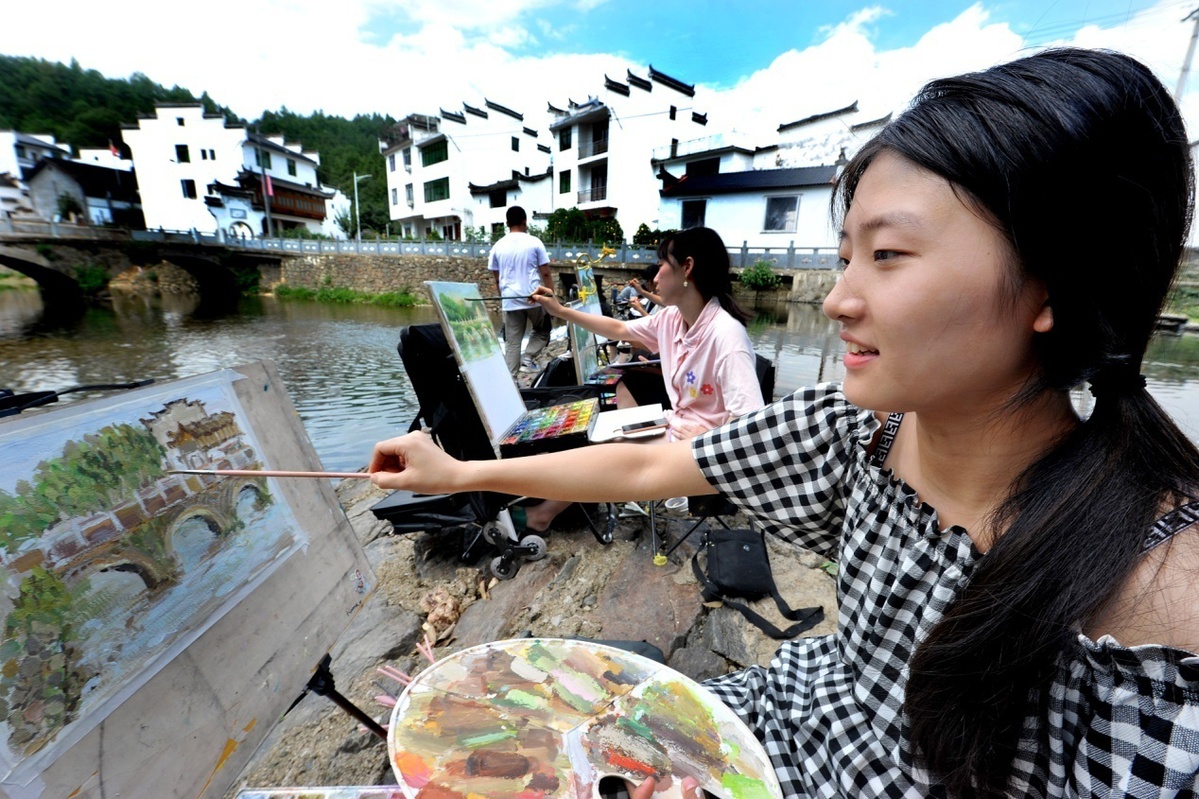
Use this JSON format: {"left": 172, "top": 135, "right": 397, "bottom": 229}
{"left": 10, "top": 472, "right": 269, "bottom": 594}
{"left": 0, "top": 239, "right": 281, "bottom": 317}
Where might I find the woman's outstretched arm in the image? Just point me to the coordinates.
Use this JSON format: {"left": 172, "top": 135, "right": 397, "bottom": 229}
{"left": 529, "top": 286, "right": 631, "bottom": 341}
{"left": 369, "top": 432, "right": 716, "bottom": 501}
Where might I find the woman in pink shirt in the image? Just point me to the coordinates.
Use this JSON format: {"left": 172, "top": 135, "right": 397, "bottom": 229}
{"left": 521, "top": 227, "right": 765, "bottom": 530}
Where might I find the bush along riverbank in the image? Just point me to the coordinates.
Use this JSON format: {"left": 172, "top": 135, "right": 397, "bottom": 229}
{"left": 272, "top": 283, "right": 420, "bottom": 308}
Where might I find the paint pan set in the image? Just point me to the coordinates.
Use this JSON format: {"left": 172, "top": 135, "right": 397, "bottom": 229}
{"left": 387, "top": 637, "right": 782, "bottom": 799}
{"left": 497, "top": 397, "right": 600, "bottom": 458}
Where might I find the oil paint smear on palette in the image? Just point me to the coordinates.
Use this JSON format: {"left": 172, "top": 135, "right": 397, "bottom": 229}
{"left": 388, "top": 638, "right": 781, "bottom": 799}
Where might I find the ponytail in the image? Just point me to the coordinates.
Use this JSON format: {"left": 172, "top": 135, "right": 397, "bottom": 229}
{"left": 658, "top": 228, "right": 752, "bottom": 325}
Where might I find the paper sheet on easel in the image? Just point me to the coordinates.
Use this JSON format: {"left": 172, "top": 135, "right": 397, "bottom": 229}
{"left": 589, "top": 403, "right": 666, "bottom": 443}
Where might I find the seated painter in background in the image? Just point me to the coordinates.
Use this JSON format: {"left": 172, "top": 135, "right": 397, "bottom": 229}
{"left": 509, "top": 227, "right": 765, "bottom": 532}
{"left": 535, "top": 227, "right": 764, "bottom": 439}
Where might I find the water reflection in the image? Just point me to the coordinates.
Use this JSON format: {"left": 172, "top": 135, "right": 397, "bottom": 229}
{"left": 0, "top": 289, "right": 438, "bottom": 471}
{"left": 5, "top": 290, "right": 1199, "bottom": 467}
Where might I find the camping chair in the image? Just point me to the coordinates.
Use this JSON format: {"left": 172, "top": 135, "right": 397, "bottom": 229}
{"left": 651, "top": 354, "right": 777, "bottom": 561}
{"left": 370, "top": 324, "right": 612, "bottom": 579}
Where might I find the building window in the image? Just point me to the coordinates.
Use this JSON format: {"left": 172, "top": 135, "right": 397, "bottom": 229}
{"left": 682, "top": 200, "right": 707, "bottom": 229}
{"left": 421, "top": 140, "right": 448, "bottom": 167}
{"left": 287, "top": 158, "right": 297, "bottom": 176}
{"left": 763, "top": 195, "right": 799, "bottom": 232}
{"left": 405, "top": 184, "right": 414, "bottom": 206}
{"left": 181, "top": 179, "right": 197, "bottom": 199}
{"left": 200, "top": 150, "right": 208, "bottom": 161}
{"left": 391, "top": 188, "right": 398, "bottom": 205}
{"left": 256, "top": 149, "right": 272, "bottom": 169}
{"left": 511, "top": 137, "right": 519, "bottom": 152}
{"left": 388, "top": 153, "right": 396, "bottom": 172}
{"left": 175, "top": 144, "right": 190, "bottom": 163}
{"left": 489, "top": 189, "right": 506, "bottom": 208}
{"left": 177, "top": 117, "right": 185, "bottom": 126}
{"left": 402, "top": 147, "right": 412, "bottom": 169}
{"left": 669, "top": 106, "right": 677, "bottom": 120}
{"left": 423, "top": 177, "right": 450, "bottom": 203}
{"left": 559, "top": 128, "right": 571, "bottom": 151}
{"left": 14, "top": 145, "right": 25, "bottom": 159}
{"left": 559, "top": 170, "right": 571, "bottom": 194}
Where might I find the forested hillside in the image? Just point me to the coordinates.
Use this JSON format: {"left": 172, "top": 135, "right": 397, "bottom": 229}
{"left": 0, "top": 54, "right": 395, "bottom": 232}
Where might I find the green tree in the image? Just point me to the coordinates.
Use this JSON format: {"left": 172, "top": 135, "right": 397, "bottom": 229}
{"left": 0, "top": 423, "right": 166, "bottom": 552}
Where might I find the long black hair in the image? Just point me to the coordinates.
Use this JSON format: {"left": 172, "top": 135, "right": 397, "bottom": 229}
{"left": 835, "top": 48, "right": 1199, "bottom": 797}
{"left": 658, "top": 227, "right": 752, "bottom": 324}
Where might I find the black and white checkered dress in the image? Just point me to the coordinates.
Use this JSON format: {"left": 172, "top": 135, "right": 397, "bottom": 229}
{"left": 692, "top": 384, "right": 1199, "bottom": 797}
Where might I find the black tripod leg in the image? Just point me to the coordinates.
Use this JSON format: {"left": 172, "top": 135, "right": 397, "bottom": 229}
{"left": 303, "top": 654, "right": 388, "bottom": 741}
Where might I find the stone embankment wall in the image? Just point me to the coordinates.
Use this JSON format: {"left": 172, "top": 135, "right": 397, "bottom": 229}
{"left": 260, "top": 255, "right": 493, "bottom": 295}
{"left": 263, "top": 254, "right": 840, "bottom": 305}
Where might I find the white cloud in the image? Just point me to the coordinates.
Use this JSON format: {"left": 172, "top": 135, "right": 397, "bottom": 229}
{"left": 4, "top": 0, "right": 1198, "bottom": 142}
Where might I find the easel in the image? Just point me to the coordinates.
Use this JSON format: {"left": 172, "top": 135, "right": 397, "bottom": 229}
{"left": 287, "top": 654, "right": 387, "bottom": 741}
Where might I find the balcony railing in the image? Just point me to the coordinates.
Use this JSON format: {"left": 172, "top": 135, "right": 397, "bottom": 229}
{"left": 578, "top": 138, "right": 609, "bottom": 159}
{"left": 577, "top": 186, "right": 608, "bottom": 204}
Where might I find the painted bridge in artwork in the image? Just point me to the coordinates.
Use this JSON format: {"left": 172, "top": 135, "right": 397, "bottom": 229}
{"left": 4, "top": 399, "right": 269, "bottom": 593}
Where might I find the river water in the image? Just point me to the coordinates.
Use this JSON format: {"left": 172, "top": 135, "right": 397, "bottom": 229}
{"left": 5, "top": 288, "right": 1199, "bottom": 470}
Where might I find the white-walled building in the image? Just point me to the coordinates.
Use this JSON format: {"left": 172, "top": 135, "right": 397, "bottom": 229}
{"left": 0, "top": 132, "right": 71, "bottom": 181}
{"left": 25, "top": 159, "right": 141, "bottom": 226}
{"left": 122, "top": 103, "right": 335, "bottom": 237}
{"left": 657, "top": 165, "right": 837, "bottom": 249}
{"left": 548, "top": 66, "right": 710, "bottom": 236}
{"left": 651, "top": 101, "right": 893, "bottom": 249}
{"left": 382, "top": 102, "right": 551, "bottom": 240}
{"left": 75, "top": 147, "right": 133, "bottom": 171}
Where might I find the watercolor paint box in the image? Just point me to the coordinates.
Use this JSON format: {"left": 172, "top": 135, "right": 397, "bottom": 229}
{"left": 497, "top": 397, "right": 600, "bottom": 458}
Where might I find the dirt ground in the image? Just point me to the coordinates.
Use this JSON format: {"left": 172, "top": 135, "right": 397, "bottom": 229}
{"left": 223, "top": 340, "right": 840, "bottom": 796}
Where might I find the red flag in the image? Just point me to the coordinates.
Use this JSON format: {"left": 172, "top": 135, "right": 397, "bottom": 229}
{"left": 264, "top": 174, "right": 274, "bottom": 197}
{"left": 109, "top": 140, "right": 119, "bottom": 157}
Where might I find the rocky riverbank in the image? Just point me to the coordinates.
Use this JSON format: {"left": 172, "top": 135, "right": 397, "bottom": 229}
{"left": 223, "top": 468, "right": 838, "bottom": 795}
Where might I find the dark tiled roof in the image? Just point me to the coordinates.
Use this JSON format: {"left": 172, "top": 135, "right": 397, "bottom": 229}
{"left": 236, "top": 169, "right": 333, "bottom": 198}
{"left": 246, "top": 131, "right": 318, "bottom": 165}
{"left": 851, "top": 112, "right": 891, "bottom": 132}
{"left": 627, "top": 70, "right": 651, "bottom": 91}
{"left": 649, "top": 65, "right": 695, "bottom": 97}
{"left": 604, "top": 76, "right": 630, "bottom": 96}
{"left": 548, "top": 103, "right": 609, "bottom": 132}
{"left": 778, "top": 101, "right": 859, "bottom": 133}
{"left": 463, "top": 102, "right": 488, "bottom": 119}
{"left": 25, "top": 159, "right": 139, "bottom": 202}
{"left": 441, "top": 108, "right": 467, "bottom": 124}
{"left": 485, "top": 99, "right": 524, "bottom": 121}
{"left": 660, "top": 166, "right": 837, "bottom": 197}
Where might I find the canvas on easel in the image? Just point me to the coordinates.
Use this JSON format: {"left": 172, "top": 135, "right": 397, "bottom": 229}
{"left": 0, "top": 362, "right": 374, "bottom": 798}
{"left": 424, "top": 281, "right": 528, "bottom": 448}
{"left": 568, "top": 312, "right": 603, "bottom": 385}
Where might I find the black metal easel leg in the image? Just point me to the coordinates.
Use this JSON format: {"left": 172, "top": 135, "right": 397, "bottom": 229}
{"left": 292, "top": 654, "right": 388, "bottom": 741}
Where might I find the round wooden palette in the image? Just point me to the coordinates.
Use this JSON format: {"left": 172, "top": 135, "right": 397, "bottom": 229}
{"left": 388, "top": 638, "right": 781, "bottom": 799}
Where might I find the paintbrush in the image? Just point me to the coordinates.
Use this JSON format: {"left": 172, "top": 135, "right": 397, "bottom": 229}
{"left": 467, "top": 295, "right": 536, "bottom": 301}
{"left": 169, "top": 469, "right": 370, "bottom": 479}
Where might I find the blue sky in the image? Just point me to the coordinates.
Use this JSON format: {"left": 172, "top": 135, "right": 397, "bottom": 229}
{"left": 6, "top": 1, "right": 1199, "bottom": 132}
{"left": 356, "top": 0, "right": 1184, "bottom": 88}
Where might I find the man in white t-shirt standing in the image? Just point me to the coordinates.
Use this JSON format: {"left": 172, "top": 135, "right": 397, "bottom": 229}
{"left": 488, "top": 205, "right": 553, "bottom": 376}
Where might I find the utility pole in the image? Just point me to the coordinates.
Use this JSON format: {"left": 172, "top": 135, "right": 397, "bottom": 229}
{"left": 256, "top": 128, "right": 274, "bottom": 238}
{"left": 354, "top": 171, "right": 371, "bottom": 242}
{"left": 1176, "top": 7, "right": 1199, "bottom": 100}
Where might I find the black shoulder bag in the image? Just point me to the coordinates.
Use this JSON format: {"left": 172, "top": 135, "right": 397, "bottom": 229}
{"left": 692, "top": 527, "right": 824, "bottom": 640}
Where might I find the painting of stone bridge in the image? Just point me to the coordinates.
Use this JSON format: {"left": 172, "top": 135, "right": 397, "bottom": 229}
{"left": 0, "top": 375, "right": 306, "bottom": 771}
